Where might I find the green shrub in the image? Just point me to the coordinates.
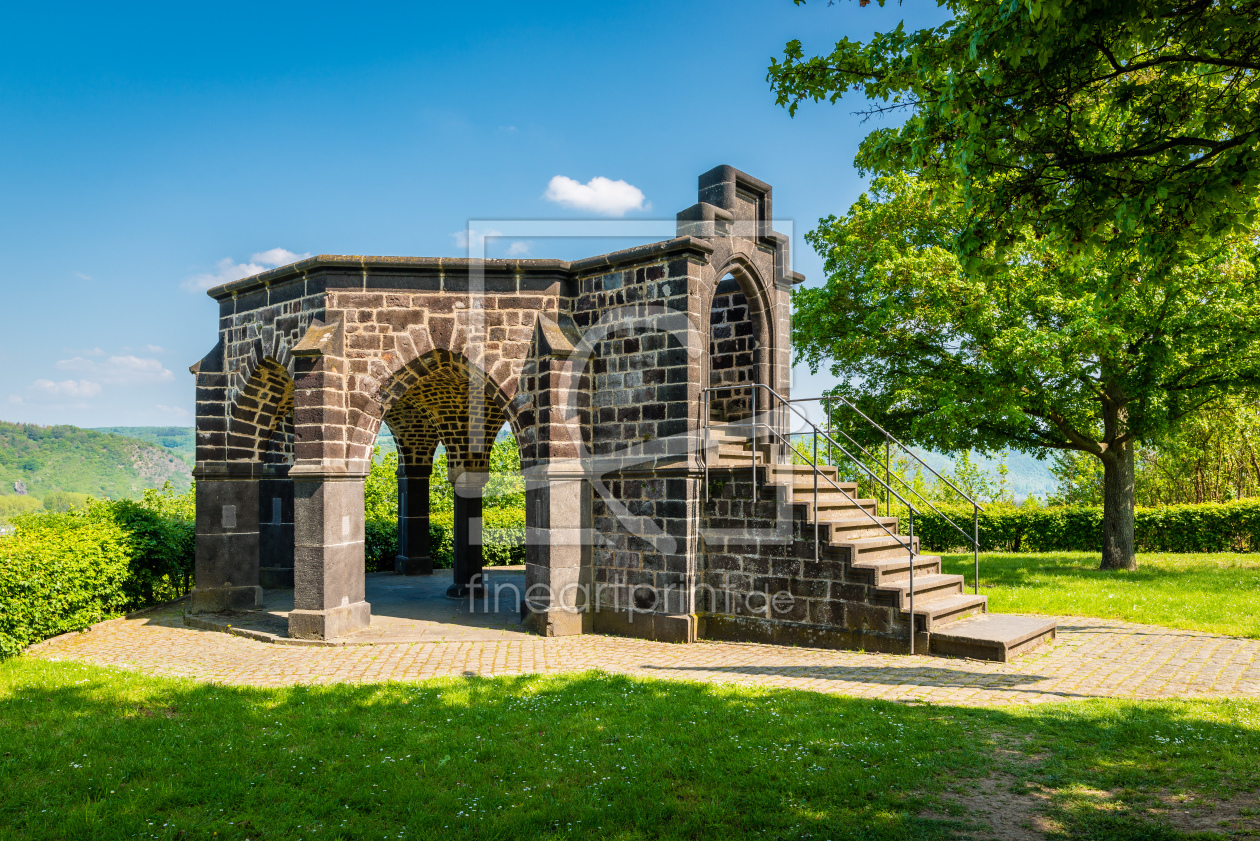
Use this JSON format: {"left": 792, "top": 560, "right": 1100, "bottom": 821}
{"left": 0, "top": 495, "right": 42, "bottom": 521}
{"left": 0, "top": 507, "right": 132, "bottom": 658}
{"left": 915, "top": 500, "right": 1260, "bottom": 553}
{"left": 430, "top": 507, "right": 526, "bottom": 567}
{"left": 363, "top": 518, "right": 452, "bottom": 573}
{"left": 41, "top": 491, "right": 91, "bottom": 513}
{"left": 0, "top": 484, "right": 194, "bottom": 658}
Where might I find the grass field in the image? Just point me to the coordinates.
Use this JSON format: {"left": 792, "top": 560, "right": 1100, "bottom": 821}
{"left": 941, "top": 552, "right": 1260, "bottom": 639}
{"left": 1, "top": 658, "right": 1258, "bottom": 840}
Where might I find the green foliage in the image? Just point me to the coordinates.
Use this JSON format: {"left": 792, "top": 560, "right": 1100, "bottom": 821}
{"left": 0, "top": 420, "right": 191, "bottom": 500}
{"left": 41, "top": 491, "right": 92, "bottom": 513}
{"left": 919, "top": 500, "right": 1260, "bottom": 554}
{"left": 773, "top": 3, "right": 1260, "bottom": 568}
{"left": 430, "top": 507, "right": 526, "bottom": 567}
{"left": 0, "top": 484, "right": 194, "bottom": 658}
{"left": 1135, "top": 399, "right": 1260, "bottom": 505}
{"left": 91, "top": 426, "right": 195, "bottom": 466}
{"left": 1051, "top": 398, "right": 1260, "bottom": 506}
{"left": 364, "top": 437, "right": 526, "bottom": 570}
{"left": 0, "top": 508, "right": 132, "bottom": 659}
{"left": 0, "top": 494, "right": 42, "bottom": 521}
{"left": 770, "top": 0, "right": 1260, "bottom": 268}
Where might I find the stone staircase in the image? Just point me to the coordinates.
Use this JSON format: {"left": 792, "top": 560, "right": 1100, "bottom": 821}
{"left": 705, "top": 426, "right": 1057, "bottom": 661}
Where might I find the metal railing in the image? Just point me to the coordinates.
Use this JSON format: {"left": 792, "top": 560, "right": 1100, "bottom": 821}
{"left": 701, "top": 383, "right": 985, "bottom": 655}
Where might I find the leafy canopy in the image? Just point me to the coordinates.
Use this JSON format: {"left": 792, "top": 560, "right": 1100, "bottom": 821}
{"left": 770, "top": 0, "right": 1260, "bottom": 271}
{"left": 795, "top": 172, "right": 1260, "bottom": 457}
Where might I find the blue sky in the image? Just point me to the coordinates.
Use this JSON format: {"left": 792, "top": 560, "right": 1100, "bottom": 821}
{"left": 0, "top": 0, "right": 948, "bottom": 429}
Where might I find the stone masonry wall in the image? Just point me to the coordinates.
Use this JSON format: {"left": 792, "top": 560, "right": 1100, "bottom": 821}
{"left": 708, "top": 275, "right": 758, "bottom": 423}
{"left": 701, "top": 467, "right": 914, "bottom": 652}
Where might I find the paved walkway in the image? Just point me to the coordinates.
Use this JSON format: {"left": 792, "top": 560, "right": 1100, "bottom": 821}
{"left": 26, "top": 593, "right": 1260, "bottom": 706}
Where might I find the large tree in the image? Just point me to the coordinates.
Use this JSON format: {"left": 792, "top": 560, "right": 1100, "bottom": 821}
{"left": 771, "top": 0, "right": 1260, "bottom": 569}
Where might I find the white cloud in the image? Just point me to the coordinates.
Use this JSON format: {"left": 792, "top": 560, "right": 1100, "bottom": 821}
{"left": 451, "top": 228, "right": 503, "bottom": 250}
{"left": 56, "top": 355, "right": 174, "bottom": 385}
{"left": 155, "top": 404, "right": 191, "bottom": 418}
{"left": 543, "top": 175, "right": 647, "bottom": 216}
{"left": 31, "top": 379, "right": 102, "bottom": 399}
{"left": 182, "top": 247, "right": 311, "bottom": 292}
{"left": 9, "top": 379, "right": 102, "bottom": 408}
{"left": 250, "top": 247, "right": 307, "bottom": 267}
{"left": 144, "top": 344, "right": 166, "bottom": 354}
{"left": 450, "top": 230, "right": 531, "bottom": 257}
{"left": 75, "top": 272, "right": 92, "bottom": 281}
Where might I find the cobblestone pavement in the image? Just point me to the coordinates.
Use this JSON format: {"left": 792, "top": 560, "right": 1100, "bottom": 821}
{"left": 24, "top": 602, "right": 1260, "bottom": 707}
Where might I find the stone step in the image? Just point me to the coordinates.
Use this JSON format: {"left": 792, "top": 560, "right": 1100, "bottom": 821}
{"left": 910, "top": 593, "right": 988, "bottom": 632}
{"left": 825, "top": 515, "right": 904, "bottom": 541}
{"left": 842, "top": 534, "right": 922, "bottom": 561}
{"left": 877, "top": 572, "right": 963, "bottom": 610}
{"left": 928, "top": 613, "right": 1058, "bottom": 662}
{"left": 851, "top": 553, "right": 941, "bottom": 585}
{"left": 791, "top": 493, "right": 879, "bottom": 518}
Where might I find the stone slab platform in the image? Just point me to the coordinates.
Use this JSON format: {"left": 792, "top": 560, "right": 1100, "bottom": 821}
{"left": 186, "top": 568, "right": 531, "bottom": 645}
{"left": 25, "top": 598, "right": 1260, "bottom": 706}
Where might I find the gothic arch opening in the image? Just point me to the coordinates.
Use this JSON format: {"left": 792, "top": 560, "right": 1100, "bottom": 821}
{"left": 373, "top": 350, "right": 527, "bottom": 597}
{"left": 708, "top": 272, "right": 761, "bottom": 424}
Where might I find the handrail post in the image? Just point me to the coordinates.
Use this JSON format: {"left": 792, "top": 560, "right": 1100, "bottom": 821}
{"left": 703, "top": 390, "right": 709, "bottom": 502}
{"left": 908, "top": 508, "right": 916, "bottom": 655}
{"left": 750, "top": 384, "right": 758, "bottom": 493}
{"left": 813, "top": 432, "right": 819, "bottom": 563}
{"left": 884, "top": 437, "right": 891, "bottom": 518}
{"left": 973, "top": 503, "right": 980, "bottom": 595}
{"left": 825, "top": 396, "right": 832, "bottom": 467}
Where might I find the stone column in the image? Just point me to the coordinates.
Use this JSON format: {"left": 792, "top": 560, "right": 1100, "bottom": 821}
{"left": 522, "top": 462, "right": 592, "bottom": 636}
{"left": 394, "top": 464, "right": 432, "bottom": 576}
{"left": 257, "top": 471, "right": 295, "bottom": 589}
{"left": 446, "top": 471, "right": 488, "bottom": 599}
{"left": 190, "top": 462, "right": 263, "bottom": 613}
{"left": 288, "top": 470, "right": 371, "bottom": 639}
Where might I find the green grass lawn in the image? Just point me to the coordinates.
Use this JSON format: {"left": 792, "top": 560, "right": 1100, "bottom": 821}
{"left": 941, "top": 552, "right": 1260, "bottom": 638}
{"left": 2, "top": 659, "right": 1259, "bottom": 840}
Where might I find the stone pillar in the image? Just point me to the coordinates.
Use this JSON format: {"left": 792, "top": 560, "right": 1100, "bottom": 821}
{"left": 446, "top": 471, "right": 488, "bottom": 599}
{"left": 258, "top": 472, "right": 295, "bottom": 589}
{"left": 190, "top": 463, "right": 263, "bottom": 613}
{"left": 522, "top": 463, "right": 592, "bottom": 636}
{"left": 287, "top": 470, "right": 372, "bottom": 639}
{"left": 394, "top": 464, "right": 432, "bottom": 576}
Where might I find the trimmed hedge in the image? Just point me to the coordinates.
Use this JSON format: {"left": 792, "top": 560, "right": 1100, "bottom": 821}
{"left": 364, "top": 519, "right": 451, "bottom": 573}
{"left": 0, "top": 493, "right": 194, "bottom": 658}
{"left": 916, "top": 500, "right": 1260, "bottom": 553}
{"left": 364, "top": 507, "right": 526, "bottom": 571}
{"left": 432, "top": 507, "right": 527, "bottom": 567}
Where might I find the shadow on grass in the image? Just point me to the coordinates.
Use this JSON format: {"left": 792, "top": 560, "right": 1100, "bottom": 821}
{"left": 637, "top": 663, "right": 1080, "bottom": 695}
{"left": 3, "top": 659, "right": 1258, "bottom": 840}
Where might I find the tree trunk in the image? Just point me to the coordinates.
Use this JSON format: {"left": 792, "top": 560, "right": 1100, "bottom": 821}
{"left": 1100, "top": 440, "right": 1137, "bottom": 570}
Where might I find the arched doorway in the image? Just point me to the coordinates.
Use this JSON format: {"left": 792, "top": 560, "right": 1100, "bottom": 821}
{"left": 376, "top": 350, "right": 522, "bottom": 598}
{"left": 708, "top": 273, "right": 761, "bottom": 426}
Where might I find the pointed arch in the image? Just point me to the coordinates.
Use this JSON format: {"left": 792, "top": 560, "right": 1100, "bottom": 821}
{"left": 360, "top": 349, "right": 529, "bottom": 478}
{"left": 226, "top": 357, "right": 296, "bottom": 462}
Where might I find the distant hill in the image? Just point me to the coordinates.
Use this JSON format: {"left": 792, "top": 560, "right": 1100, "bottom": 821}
{"left": 93, "top": 426, "right": 195, "bottom": 465}
{"left": 0, "top": 421, "right": 191, "bottom": 501}
{"left": 910, "top": 449, "right": 1057, "bottom": 502}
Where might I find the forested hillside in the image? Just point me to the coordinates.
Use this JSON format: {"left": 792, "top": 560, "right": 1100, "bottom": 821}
{"left": 0, "top": 421, "right": 191, "bottom": 501}
{"left": 93, "top": 427, "right": 195, "bottom": 465}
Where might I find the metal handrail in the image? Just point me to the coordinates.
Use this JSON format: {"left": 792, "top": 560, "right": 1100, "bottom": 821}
{"left": 786, "top": 394, "right": 983, "bottom": 600}
{"left": 788, "top": 429, "right": 978, "bottom": 550}
{"left": 786, "top": 395, "right": 982, "bottom": 506}
{"left": 703, "top": 382, "right": 935, "bottom": 653}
